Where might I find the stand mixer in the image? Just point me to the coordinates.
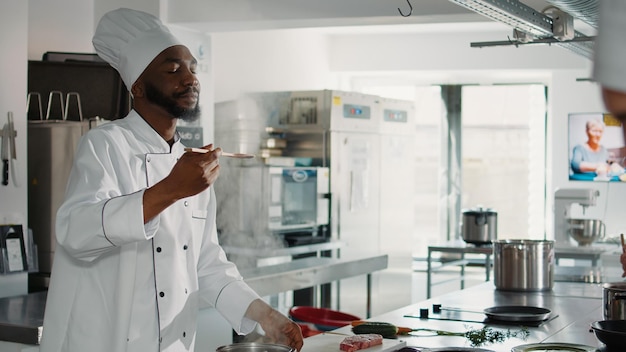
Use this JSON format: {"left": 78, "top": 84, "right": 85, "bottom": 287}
{"left": 554, "top": 188, "right": 600, "bottom": 247}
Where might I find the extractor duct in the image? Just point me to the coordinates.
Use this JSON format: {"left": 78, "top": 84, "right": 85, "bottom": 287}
{"left": 448, "top": 0, "right": 596, "bottom": 59}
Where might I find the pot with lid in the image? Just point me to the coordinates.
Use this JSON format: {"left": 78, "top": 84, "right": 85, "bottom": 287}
{"left": 603, "top": 282, "right": 626, "bottom": 320}
{"left": 461, "top": 207, "right": 497, "bottom": 245}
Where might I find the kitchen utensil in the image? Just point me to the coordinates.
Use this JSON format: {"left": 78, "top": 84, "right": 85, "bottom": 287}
{"left": 511, "top": 342, "right": 598, "bottom": 352}
{"left": 418, "top": 349, "right": 495, "bottom": 352}
{"left": 590, "top": 320, "right": 626, "bottom": 349}
{"left": 298, "top": 333, "right": 406, "bottom": 352}
{"left": 1, "top": 123, "right": 9, "bottom": 185}
{"left": 566, "top": 218, "right": 605, "bottom": 246}
{"left": 461, "top": 207, "right": 497, "bottom": 245}
{"left": 6, "top": 112, "right": 19, "bottom": 187}
{"left": 493, "top": 239, "right": 554, "bottom": 291}
{"left": 483, "top": 306, "right": 551, "bottom": 322}
{"left": 289, "top": 306, "right": 361, "bottom": 331}
{"left": 602, "top": 282, "right": 626, "bottom": 320}
{"left": 433, "top": 304, "right": 551, "bottom": 322}
{"left": 184, "top": 147, "right": 255, "bottom": 159}
{"left": 215, "top": 342, "right": 294, "bottom": 352}
{"left": 621, "top": 233, "right": 625, "bottom": 252}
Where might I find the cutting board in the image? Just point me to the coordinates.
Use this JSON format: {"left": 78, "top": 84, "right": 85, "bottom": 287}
{"left": 301, "top": 333, "right": 407, "bottom": 352}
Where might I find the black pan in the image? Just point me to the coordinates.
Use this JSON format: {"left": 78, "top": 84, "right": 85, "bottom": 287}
{"left": 483, "top": 306, "right": 551, "bottom": 322}
{"left": 591, "top": 320, "right": 626, "bottom": 348}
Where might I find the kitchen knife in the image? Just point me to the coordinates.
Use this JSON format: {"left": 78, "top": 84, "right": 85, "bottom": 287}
{"left": 1, "top": 123, "right": 8, "bottom": 186}
{"left": 7, "top": 113, "right": 16, "bottom": 160}
{"left": 6, "top": 112, "right": 20, "bottom": 187}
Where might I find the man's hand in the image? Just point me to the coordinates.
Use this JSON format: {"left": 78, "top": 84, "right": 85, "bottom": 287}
{"left": 143, "top": 144, "right": 221, "bottom": 223}
{"left": 245, "top": 299, "right": 304, "bottom": 351}
{"left": 166, "top": 145, "right": 221, "bottom": 199}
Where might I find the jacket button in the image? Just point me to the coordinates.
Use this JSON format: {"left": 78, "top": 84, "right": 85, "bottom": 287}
{"left": 156, "top": 247, "right": 162, "bottom": 253}
{"left": 183, "top": 245, "right": 188, "bottom": 250}
{"left": 183, "top": 332, "right": 186, "bottom": 338}
{"left": 184, "top": 201, "right": 189, "bottom": 207}
{"left": 147, "top": 156, "right": 151, "bottom": 162}
{"left": 159, "top": 291, "right": 165, "bottom": 297}
{"left": 185, "top": 288, "right": 188, "bottom": 294}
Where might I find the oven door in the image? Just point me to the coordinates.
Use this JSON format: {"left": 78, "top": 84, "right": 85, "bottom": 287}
{"left": 268, "top": 167, "right": 322, "bottom": 231}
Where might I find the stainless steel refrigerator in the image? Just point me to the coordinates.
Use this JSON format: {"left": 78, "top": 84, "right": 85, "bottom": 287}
{"left": 261, "top": 90, "right": 416, "bottom": 317}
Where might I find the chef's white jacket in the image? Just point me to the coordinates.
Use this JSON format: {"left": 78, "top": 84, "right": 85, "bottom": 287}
{"left": 594, "top": 0, "right": 626, "bottom": 91}
{"left": 39, "top": 111, "right": 261, "bottom": 352}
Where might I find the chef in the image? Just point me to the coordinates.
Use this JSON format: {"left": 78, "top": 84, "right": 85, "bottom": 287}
{"left": 594, "top": 0, "right": 626, "bottom": 277}
{"left": 39, "top": 8, "right": 303, "bottom": 352}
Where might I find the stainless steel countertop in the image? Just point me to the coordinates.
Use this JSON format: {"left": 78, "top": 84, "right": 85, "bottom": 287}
{"left": 223, "top": 241, "right": 343, "bottom": 258}
{"left": 241, "top": 255, "right": 388, "bottom": 297}
{"left": 0, "top": 254, "right": 388, "bottom": 345}
{"left": 319, "top": 281, "right": 608, "bottom": 351}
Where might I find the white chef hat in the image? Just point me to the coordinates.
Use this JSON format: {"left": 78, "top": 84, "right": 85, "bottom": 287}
{"left": 92, "top": 8, "right": 183, "bottom": 91}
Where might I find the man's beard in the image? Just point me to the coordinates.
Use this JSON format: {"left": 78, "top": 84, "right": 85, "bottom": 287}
{"left": 144, "top": 82, "right": 201, "bottom": 122}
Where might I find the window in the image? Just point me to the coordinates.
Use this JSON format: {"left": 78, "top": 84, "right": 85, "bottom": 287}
{"left": 462, "top": 85, "right": 547, "bottom": 240}
{"left": 361, "top": 83, "right": 547, "bottom": 256}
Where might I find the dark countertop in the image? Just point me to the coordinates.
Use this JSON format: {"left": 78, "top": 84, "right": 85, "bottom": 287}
{"left": 0, "top": 290, "right": 45, "bottom": 345}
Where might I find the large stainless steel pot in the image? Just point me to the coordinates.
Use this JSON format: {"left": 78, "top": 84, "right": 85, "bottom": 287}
{"left": 493, "top": 239, "right": 554, "bottom": 291}
{"left": 603, "top": 282, "right": 626, "bottom": 320}
{"left": 461, "top": 207, "right": 497, "bottom": 245}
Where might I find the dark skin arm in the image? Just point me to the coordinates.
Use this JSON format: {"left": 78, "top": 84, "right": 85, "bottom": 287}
{"left": 143, "top": 145, "right": 221, "bottom": 223}
{"left": 245, "top": 299, "right": 304, "bottom": 351}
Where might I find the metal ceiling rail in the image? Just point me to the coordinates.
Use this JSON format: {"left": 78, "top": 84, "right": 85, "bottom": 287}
{"left": 449, "top": 0, "right": 554, "bottom": 36}
{"left": 448, "top": 0, "right": 595, "bottom": 59}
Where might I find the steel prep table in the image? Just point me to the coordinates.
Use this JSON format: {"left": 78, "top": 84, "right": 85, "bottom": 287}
{"left": 425, "top": 240, "right": 616, "bottom": 298}
{"left": 305, "top": 280, "right": 614, "bottom": 351}
{"left": 0, "top": 254, "right": 388, "bottom": 349}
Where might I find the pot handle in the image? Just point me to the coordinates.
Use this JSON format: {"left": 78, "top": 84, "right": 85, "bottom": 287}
{"left": 600, "top": 222, "right": 606, "bottom": 239}
{"left": 614, "top": 292, "right": 626, "bottom": 301}
{"left": 475, "top": 214, "right": 487, "bottom": 226}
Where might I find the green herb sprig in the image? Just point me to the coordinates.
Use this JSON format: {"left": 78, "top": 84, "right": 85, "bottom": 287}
{"left": 413, "top": 326, "right": 530, "bottom": 347}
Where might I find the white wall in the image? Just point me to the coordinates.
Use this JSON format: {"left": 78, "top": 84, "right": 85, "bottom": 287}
{"left": 0, "top": 1, "right": 29, "bottom": 296}
{"left": 548, "top": 71, "right": 626, "bottom": 236}
{"left": 210, "top": 28, "right": 331, "bottom": 102}
{"left": 28, "top": 0, "right": 95, "bottom": 60}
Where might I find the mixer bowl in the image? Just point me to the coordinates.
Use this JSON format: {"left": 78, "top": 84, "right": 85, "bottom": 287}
{"left": 566, "top": 219, "right": 605, "bottom": 246}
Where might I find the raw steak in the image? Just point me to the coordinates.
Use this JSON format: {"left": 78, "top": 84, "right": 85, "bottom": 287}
{"left": 339, "top": 334, "right": 383, "bottom": 352}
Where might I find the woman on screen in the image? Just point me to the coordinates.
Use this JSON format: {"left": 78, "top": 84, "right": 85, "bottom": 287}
{"left": 571, "top": 119, "right": 610, "bottom": 175}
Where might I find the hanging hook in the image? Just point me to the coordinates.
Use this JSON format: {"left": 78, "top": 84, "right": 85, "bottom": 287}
{"left": 398, "top": 0, "right": 413, "bottom": 17}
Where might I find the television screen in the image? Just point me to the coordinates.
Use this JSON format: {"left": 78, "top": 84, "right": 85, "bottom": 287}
{"left": 568, "top": 112, "right": 626, "bottom": 182}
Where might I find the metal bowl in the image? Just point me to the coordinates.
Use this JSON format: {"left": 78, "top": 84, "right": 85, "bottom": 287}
{"left": 566, "top": 218, "right": 605, "bottom": 246}
{"left": 216, "top": 343, "right": 294, "bottom": 352}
